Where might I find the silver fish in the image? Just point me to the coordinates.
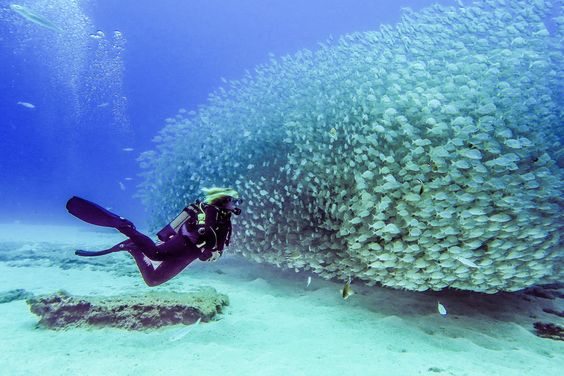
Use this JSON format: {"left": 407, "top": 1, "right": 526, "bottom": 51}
{"left": 17, "top": 101, "right": 35, "bottom": 109}
{"left": 341, "top": 277, "right": 354, "bottom": 299}
{"left": 455, "top": 256, "right": 479, "bottom": 268}
{"left": 169, "top": 318, "right": 201, "bottom": 342}
{"left": 437, "top": 302, "right": 447, "bottom": 316}
{"left": 10, "top": 4, "right": 62, "bottom": 32}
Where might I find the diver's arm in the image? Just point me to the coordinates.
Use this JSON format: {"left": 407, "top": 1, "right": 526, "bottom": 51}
{"left": 194, "top": 205, "right": 219, "bottom": 261}
{"left": 225, "top": 221, "right": 232, "bottom": 246}
{"left": 203, "top": 205, "right": 218, "bottom": 230}
{"left": 205, "top": 250, "right": 222, "bottom": 262}
{"left": 199, "top": 205, "right": 219, "bottom": 247}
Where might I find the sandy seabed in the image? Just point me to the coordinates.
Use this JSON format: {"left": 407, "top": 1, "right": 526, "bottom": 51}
{"left": 0, "top": 224, "right": 562, "bottom": 376}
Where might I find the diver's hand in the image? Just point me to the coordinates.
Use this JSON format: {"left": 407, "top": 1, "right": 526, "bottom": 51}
{"left": 206, "top": 250, "right": 221, "bottom": 262}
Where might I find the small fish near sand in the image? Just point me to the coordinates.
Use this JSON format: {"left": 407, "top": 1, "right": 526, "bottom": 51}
{"left": 341, "top": 277, "right": 354, "bottom": 300}
{"left": 17, "top": 101, "right": 35, "bottom": 109}
{"left": 306, "top": 276, "right": 312, "bottom": 288}
{"left": 10, "top": 4, "right": 63, "bottom": 32}
{"left": 169, "top": 318, "right": 202, "bottom": 342}
{"left": 437, "top": 302, "right": 448, "bottom": 317}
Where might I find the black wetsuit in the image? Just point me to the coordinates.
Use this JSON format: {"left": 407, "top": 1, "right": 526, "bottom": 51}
{"left": 110, "top": 204, "right": 232, "bottom": 286}
{"left": 67, "top": 197, "right": 234, "bottom": 287}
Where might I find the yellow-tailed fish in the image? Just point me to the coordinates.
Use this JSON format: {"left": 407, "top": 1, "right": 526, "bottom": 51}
{"left": 328, "top": 127, "right": 337, "bottom": 139}
{"left": 286, "top": 250, "right": 301, "bottom": 260}
{"left": 341, "top": 277, "right": 354, "bottom": 299}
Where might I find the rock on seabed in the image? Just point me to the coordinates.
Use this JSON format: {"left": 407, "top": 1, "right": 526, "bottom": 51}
{"left": 27, "top": 288, "right": 229, "bottom": 330}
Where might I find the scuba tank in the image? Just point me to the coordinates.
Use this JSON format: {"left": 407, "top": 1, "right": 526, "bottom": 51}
{"left": 156, "top": 201, "right": 207, "bottom": 242}
{"left": 156, "top": 200, "right": 242, "bottom": 242}
{"left": 156, "top": 209, "right": 187, "bottom": 241}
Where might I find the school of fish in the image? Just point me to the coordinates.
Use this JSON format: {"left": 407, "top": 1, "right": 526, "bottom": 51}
{"left": 138, "top": 0, "right": 563, "bottom": 293}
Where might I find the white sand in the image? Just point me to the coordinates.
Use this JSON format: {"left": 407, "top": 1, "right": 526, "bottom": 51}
{"left": 0, "top": 225, "right": 562, "bottom": 376}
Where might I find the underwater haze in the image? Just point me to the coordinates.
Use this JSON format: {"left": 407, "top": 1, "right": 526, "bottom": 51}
{"left": 0, "top": 0, "right": 456, "bottom": 225}
{"left": 0, "top": 0, "right": 563, "bottom": 375}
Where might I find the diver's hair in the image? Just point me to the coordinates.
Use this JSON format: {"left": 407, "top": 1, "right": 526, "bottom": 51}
{"left": 202, "top": 187, "right": 239, "bottom": 204}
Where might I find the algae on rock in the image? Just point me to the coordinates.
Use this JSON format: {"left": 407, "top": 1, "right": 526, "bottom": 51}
{"left": 27, "top": 288, "right": 229, "bottom": 330}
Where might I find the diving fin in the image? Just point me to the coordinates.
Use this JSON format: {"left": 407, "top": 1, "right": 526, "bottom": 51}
{"left": 66, "top": 196, "right": 132, "bottom": 228}
{"left": 75, "top": 249, "right": 117, "bottom": 257}
{"left": 75, "top": 240, "right": 130, "bottom": 257}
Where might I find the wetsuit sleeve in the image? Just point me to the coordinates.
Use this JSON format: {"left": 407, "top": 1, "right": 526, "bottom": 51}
{"left": 198, "top": 206, "right": 235, "bottom": 261}
{"left": 203, "top": 205, "right": 219, "bottom": 236}
{"left": 225, "top": 221, "right": 232, "bottom": 246}
{"left": 197, "top": 205, "right": 219, "bottom": 261}
{"left": 214, "top": 215, "right": 233, "bottom": 256}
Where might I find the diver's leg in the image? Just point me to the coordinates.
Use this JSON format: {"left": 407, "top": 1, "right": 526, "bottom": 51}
{"left": 118, "top": 229, "right": 190, "bottom": 261}
{"left": 127, "top": 251, "right": 199, "bottom": 287}
{"left": 115, "top": 224, "right": 161, "bottom": 258}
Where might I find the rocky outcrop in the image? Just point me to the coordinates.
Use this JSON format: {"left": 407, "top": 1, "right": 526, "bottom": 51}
{"left": 27, "top": 288, "right": 228, "bottom": 330}
{"left": 534, "top": 322, "right": 564, "bottom": 341}
{"left": 0, "top": 289, "right": 33, "bottom": 303}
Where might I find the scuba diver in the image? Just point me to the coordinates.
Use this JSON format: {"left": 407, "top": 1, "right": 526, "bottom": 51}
{"left": 66, "top": 187, "right": 242, "bottom": 287}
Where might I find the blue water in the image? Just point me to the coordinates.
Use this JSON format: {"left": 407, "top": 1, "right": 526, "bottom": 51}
{"left": 0, "top": 0, "right": 458, "bottom": 226}
{"left": 0, "top": 2, "right": 563, "bottom": 374}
